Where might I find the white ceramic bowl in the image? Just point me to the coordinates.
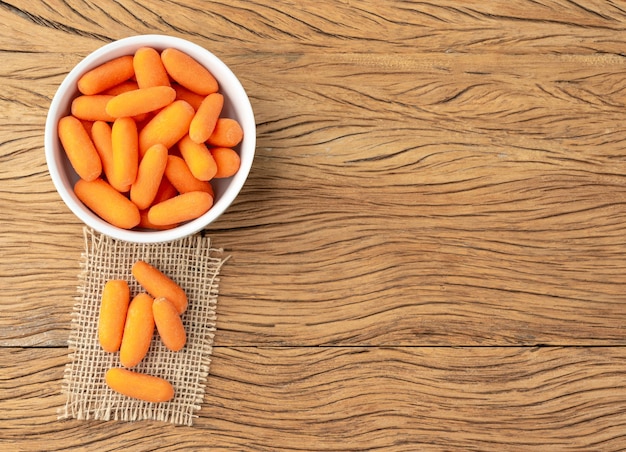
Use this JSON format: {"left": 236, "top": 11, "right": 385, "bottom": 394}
{"left": 45, "top": 35, "right": 255, "bottom": 243}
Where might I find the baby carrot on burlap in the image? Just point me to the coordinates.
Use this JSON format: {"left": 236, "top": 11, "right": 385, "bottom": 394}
{"left": 130, "top": 143, "right": 168, "bottom": 210}
{"left": 178, "top": 134, "right": 217, "bottom": 181}
{"left": 161, "top": 48, "right": 218, "bottom": 95}
{"left": 74, "top": 178, "right": 140, "bottom": 229}
{"left": 58, "top": 115, "right": 102, "bottom": 182}
{"left": 207, "top": 118, "right": 243, "bottom": 148}
{"left": 119, "top": 293, "right": 155, "bottom": 368}
{"left": 189, "top": 93, "right": 223, "bottom": 144}
{"left": 71, "top": 95, "right": 116, "bottom": 122}
{"left": 153, "top": 297, "right": 186, "bottom": 352}
{"left": 98, "top": 280, "right": 130, "bottom": 353}
{"left": 105, "top": 86, "right": 176, "bottom": 118}
{"left": 164, "top": 155, "right": 214, "bottom": 196}
{"left": 132, "top": 260, "right": 188, "bottom": 314}
{"left": 110, "top": 117, "right": 138, "bottom": 192}
{"left": 134, "top": 47, "right": 171, "bottom": 88}
{"left": 210, "top": 147, "right": 241, "bottom": 178}
{"left": 105, "top": 368, "right": 174, "bottom": 403}
{"left": 90, "top": 120, "right": 114, "bottom": 183}
{"left": 77, "top": 55, "right": 135, "bottom": 95}
{"left": 148, "top": 191, "right": 213, "bottom": 228}
{"left": 138, "top": 100, "right": 195, "bottom": 157}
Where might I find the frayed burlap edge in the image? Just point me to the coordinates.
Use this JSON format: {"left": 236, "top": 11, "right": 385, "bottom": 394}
{"left": 58, "top": 227, "right": 228, "bottom": 426}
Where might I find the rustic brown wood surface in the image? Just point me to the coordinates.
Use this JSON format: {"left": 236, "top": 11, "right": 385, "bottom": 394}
{"left": 2, "top": 1, "right": 626, "bottom": 450}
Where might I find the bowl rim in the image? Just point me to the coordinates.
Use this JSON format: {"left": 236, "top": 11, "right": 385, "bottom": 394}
{"left": 44, "top": 34, "right": 255, "bottom": 244}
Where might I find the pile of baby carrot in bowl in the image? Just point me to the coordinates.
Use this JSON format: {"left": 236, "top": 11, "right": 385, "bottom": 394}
{"left": 58, "top": 46, "right": 243, "bottom": 230}
{"left": 99, "top": 260, "right": 189, "bottom": 402}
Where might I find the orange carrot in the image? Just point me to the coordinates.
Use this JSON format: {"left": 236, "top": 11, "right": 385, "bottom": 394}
{"left": 161, "top": 48, "right": 218, "bottom": 95}
{"left": 207, "top": 118, "right": 244, "bottom": 148}
{"left": 77, "top": 55, "right": 135, "bottom": 95}
{"left": 106, "top": 86, "right": 176, "bottom": 118}
{"left": 164, "top": 155, "right": 214, "bottom": 196}
{"left": 167, "top": 141, "right": 183, "bottom": 158}
{"left": 132, "top": 260, "right": 188, "bottom": 314}
{"left": 98, "top": 280, "right": 130, "bottom": 353}
{"left": 189, "top": 93, "right": 223, "bottom": 143}
{"left": 138, "top": 210, "right": 179, "bottom": 230}
{"left": 152, "top": 176, "right": 179, "bottom": 204}
{"left": 110, "top": 117, "right": 138, "bottom": 192}
{"left": 178, "top": 134, "right": 217, "bottom": 181}
{"left": 119, "top": 293, "right": 155, "bottom": 368}
{"left": 79, "top": 119, "right": 94, "bottom": 136}
{"left": 135, "top": 111, "right": 155, "bottom": 131}
{"left": 132, "top": 112, "right": 149, "bottom": 124}
{"left": 210, "top": 147, "right": 241, "bottom": 178}
{"left": 130, "top": 143, "right": 168, "bottom": 210}
{"left": 103, "top": 80, "right": 139, "bottom": 95}
{"left": 58, "top": 115, "right": 102, "bottom": 182}
{"left": 138, "top": 100, "right": 195, "bottom": 157}
{"left": 90, "top": 120, "right": 114, "bottom": 183}
{"left": 148, "top": 191, "right": 214, "bottom": 227}
{"left": 74, "top": 178, "right": 140, "bottom": 229}
{"left": 153, "top": 297, "right": 186, "bottom": 352}
{"left": 172, "top": 83, "right": 205, "bottom": 110}
{"left": 105, "top": 368, "right": 174, "bottom": 403}
{"left": 71, "top": 95, "right": 116, "bottom": 122}
{"left": 134, "top": 47, "right": 171, "bottom": 88}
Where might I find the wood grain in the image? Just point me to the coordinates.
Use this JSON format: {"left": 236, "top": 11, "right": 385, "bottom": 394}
{"left": 2, "top": 346, "right": 626, "bottom": 451}
{"left": 2, "top": 1, "right": 626, "bottom": 449}
{"left": 3, "top": 1, "right": 626, "bottom": 346}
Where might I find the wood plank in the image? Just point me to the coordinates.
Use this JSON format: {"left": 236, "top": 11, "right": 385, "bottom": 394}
{"left": 2, "top": 1, "right": 626, "bottom": 55}
{"left": 2, "top": 346, "right": 626, "bottom": 451}
{"left": 3, "top": 51, "right": 626, "bottom": 346}
{"left": 3, "top": 2, "right": 626, "bottom": 347}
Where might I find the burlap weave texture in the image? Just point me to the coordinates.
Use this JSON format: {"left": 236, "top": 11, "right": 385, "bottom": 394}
{"left": 59, "top": 228, "right": 227, "bottom": 425}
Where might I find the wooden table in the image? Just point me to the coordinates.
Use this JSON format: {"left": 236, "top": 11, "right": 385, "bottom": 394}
{"left": 3, "top": 1, "right": 626, "bottom": 450}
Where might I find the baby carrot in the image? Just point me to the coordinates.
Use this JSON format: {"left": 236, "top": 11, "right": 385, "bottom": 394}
{"left": 152, "top": 176, "right": 179, "bottom": 204}
{"left": 77, "top": 55, "right": 135, "bottom": 95}
{"left": 58, "top": 115, "right": 102, "bottom": 182}
{"left": 138, "top": 210, "right": 179, "bottom": 230}
{"left": 98, "top": 280, "right": 130, "bottom": 353}
{"left": 103, "top": 80, "right": 139, "bottom": 95}
{"left": 119, "top": 293, "right": 155, "bottom": 368}
{"left": 105, "top": 368, "right": 174, "bottom": 403}
{"left": 210, "top": 147, "right": 241, "bottom": 178}
{"left": 90, "top": 120, "right": 114, "bottom": 182}
{"left": 164, "top": 155, "right": 214, "bottom": 196}
{"left": 71, "top": 95, "right": 116, "bottom": 122}
{"left": 148, "top": 191, "right": 214, "bottom": 227}
{"left": 134, "top": 47, "right": 171, "bottom": 88}
{"left": 189, "top": 93, "right": 223, "bottom": 143}
{"left": 178, "top": 134, "right": 217, "bottom": 181}
{"left": 172, "top": 83, "right": 205, "bottom": 110}
{"left": 207, "top": 118, "right": 244, "bottom": 148}
{"left": 79, "top": 119, "right": 94, "bottom": 136}
{"left": 153, "top": 297, "right": 186, "bottom": 352}
{"left": 110, "top": 117, "right": 138, "bottom": 192}
{"left": 74, "top": 178, "right": 140, "bottom": 229}
{"left": 132, "top": 260, "right": 188, "bottom": 314}
{"left": 130, "top": 143, "right": 168, "bottom": 210}
{"left": 105, "top": 86, "right": 176, "bottom": 118}
{"left": 138, "top": 100, "right": 195, "bottom": 157}
{"left": 161, "top": 48, "right": 218, "bottom": 95}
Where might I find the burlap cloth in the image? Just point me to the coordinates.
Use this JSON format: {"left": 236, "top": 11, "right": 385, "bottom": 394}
{"left": 59, "top": 228, "right": 228, "bottom": 426}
